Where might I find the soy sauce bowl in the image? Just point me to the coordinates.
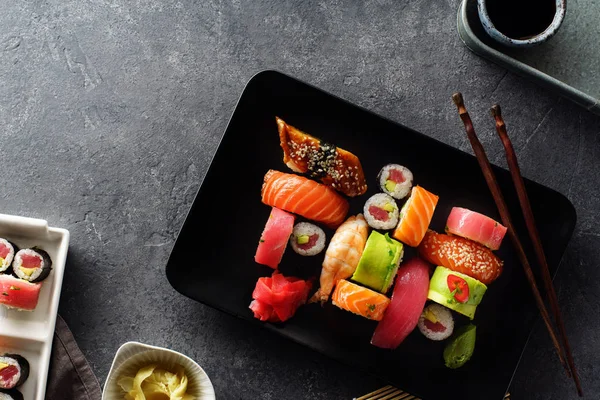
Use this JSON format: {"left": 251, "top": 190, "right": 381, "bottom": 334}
{"left": 477, "top": 0, "right": 566, "bottom": 48}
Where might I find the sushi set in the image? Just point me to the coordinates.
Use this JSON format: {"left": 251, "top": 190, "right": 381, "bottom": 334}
{"left": 165, "top": 70, "right": 577, "bottom": 400}
{"left": 0, "top": 214, "right": 69, "bottom": 400}
{"left": 251, "top": 117, "right": 507, "bottom": 364}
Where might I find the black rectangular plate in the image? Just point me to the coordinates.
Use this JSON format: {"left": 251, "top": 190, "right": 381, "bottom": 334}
{"left": 166, "top": 70, "right": 576, "bottom": 400}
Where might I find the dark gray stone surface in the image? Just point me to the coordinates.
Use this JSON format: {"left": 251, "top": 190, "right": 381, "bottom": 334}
{"left": 1, "top": 0, "right": 598, "bottom": 399}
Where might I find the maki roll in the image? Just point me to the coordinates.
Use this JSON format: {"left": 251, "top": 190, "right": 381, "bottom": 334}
{"left": 0, "top": 392, "right": 22, "bottom": 400}
{"left": 377, "top": 164, "right": 413, "bottom": 199}
{"left": 289, "top": 222, "right": 326, "bottom": 256}
{"left": 0, "top": 239, "right": 17, "bottom": 274}
{"left": 363, "top": 193, "right": 399, "bottom": 230}
{"left": 0, "top": 354, "right": 29, "bottom": 390}
{"left": 0, "top": 390, "right": 24, "bottom": 400}
{"left": 417, "top": 303, "right": 454, "bottom": 341}
{"left": 12, "top": 247, "right": 52, "bottom": 283}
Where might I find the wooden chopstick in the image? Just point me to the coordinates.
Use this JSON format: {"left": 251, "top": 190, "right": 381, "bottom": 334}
{"left": 451, "top": 93, "right": 570, "bottom": 377}
{"left": 491, "top": 104, "right": 583, "bottom": 397}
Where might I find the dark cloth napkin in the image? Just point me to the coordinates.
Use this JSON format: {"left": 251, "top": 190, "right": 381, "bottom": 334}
{"left": 45, "top": 315, "right": 102, "bottom": 400}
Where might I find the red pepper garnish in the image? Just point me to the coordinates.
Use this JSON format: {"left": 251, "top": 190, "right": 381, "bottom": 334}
{"left": 447, "top": 274, "right": 470, "bottom": 303}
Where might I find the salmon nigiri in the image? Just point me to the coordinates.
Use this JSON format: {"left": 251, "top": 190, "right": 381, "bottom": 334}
{"left": 261, "top": 170, "right": 350, "bottom": 229}
{"left": 418, "top": 230, "right": 503, "bottom": 285}
{"left": 309, "top": 214, "right": 369, "bottom": 304}
{"left": 392, "top": 185, "right": 439, "bottom": 247}
{"left": 332, "top": 279, "right": 390, "bottom": 321}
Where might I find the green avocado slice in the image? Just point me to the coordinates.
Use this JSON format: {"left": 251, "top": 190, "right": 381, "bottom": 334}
{"left": 443, "top": 324, "right": 477, "bottom": 369}
{"left": 427, "top": 266, "right": 487, "bottom": 319}
{"left": 351, "top": 231, "right": 404, "bottom": 294}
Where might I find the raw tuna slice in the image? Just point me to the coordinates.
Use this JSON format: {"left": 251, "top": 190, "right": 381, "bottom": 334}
{"left": 254, "top": 207, "right": 295, "bottom": 269}
{"left": 0, "top": 275, "right": 42, "bottom": 311}
{"left": 445, "top": 207, "right": 507, "bottom": 250}
{"left": 249, "top": 271, "right": 312, "bottom": 323}
{"left": 371, "top": 257, "right": 430, "bottom": 349}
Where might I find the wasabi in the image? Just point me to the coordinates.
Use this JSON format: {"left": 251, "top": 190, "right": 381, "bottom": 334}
{"left": 443, "top": 324, "right": 476, "bottom": 369}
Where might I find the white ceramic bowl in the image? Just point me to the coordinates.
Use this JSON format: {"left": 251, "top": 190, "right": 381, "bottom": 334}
{"left": 102, "top": 342, "right": 215, "bottom": 400}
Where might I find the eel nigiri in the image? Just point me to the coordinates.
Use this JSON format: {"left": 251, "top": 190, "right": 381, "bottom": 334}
{"left": 261, "top": 170, "right": 350, "bottom": 229}
{"left": 418, "top": 230, "right": 503, "bottom": 285}
{"left": 371, "top": 257, "right": 430, "bottom": 349}
{"left": 276, "top": 117, "right": 367, "bottom": 197}
{"left": 392, "top": 186, "right": 439, "bottom": 247}
{"left": 254, "top": 207, "right": 295, "bottom": 269}
{"left": 332, "top": 280, "right": 390, "bottom": 321}
{"left": 445, "top": 207, "right": 507, "bottom": 250}
{"left": 309, "top": 214, "right": 369, "bottom": 304}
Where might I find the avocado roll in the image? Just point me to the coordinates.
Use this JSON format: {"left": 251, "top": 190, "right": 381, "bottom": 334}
{"left": 12, "top": 247, "right": 52, "bottom": 283}
{"left": 0, "top": 390, "right": 24, "bottom": 400}
{"left": 0, "top": 239, "right": 17, "bottom": 274}
{"left": 0, "top": 354, "right": 29, "bottom": 390}
{"left": 351, "top": 231, "right": 404, "bottom": 294}
{"left": 377, "top": 164, "right": 413, "bottom": 200}
{"left": 363, "top": 193, "right": 399, "bottom": 230}
{"left": 427, "top": 266, "right": 487, "bottom": 320}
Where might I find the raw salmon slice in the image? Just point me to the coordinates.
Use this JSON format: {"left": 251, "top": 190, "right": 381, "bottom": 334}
{"left": 332, "top": 280, "right": 390, "bottom": 321}
{"left": 261, "top": 170, "right": 350, "bottom": 229}
{"left": 254, "top": 207, "right": 295, "bottom": 269}
{"left": 371, "top": 257, "right": 430, "bottom": 349}
{"left": 418, "top": 230, "right": 503, "bottom": 285}
{"left": 445, "top": 207, "right": 507, "bottom": 250}
{"left": 0, "top": 274, "right": 42, "bottom": 311}
{"left": 392, "top": 186, "right": 439, "bottom": 247}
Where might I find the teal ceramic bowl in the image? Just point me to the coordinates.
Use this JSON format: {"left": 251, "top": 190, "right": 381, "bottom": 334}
{"left": 477, "top": 0, "right": 566, "bottom": 48}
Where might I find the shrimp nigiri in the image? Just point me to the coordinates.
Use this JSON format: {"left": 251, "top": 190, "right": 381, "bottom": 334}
{"left": 309, "top": 214, "right": 369, "bottom": 304}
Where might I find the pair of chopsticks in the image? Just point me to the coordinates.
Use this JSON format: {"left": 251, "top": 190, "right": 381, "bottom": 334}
{"left": 452, "top": 93, "right": 582, "bottom": 397}
{"left": 356, "top": 386, "right": 511, "bottom": 400}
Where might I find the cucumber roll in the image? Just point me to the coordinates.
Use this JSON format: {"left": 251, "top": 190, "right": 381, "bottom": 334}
{"left": 427, "top": 266, "right": 487, "bottom": 320}
{"left": 0, "top": 354, "right": 29, "bottom": 390}
{"left": 0, "top": 239, "right": 17, "bottom": 274}
{"left": 0, "top": 390, "right": 24, "bottom": 400}
{"left": 12, "top": 247, "right": 52, "bottom": 283}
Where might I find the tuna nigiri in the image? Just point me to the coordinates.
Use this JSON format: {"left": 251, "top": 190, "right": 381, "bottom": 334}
{"left": 261, "top": 170, "right": 350, "bottom": 229}
{"left": 332, "top": 280, "right": 390, "bottom": 321}
{"left": 309, "top": 214, "right": 369, "bottom": 304}
{"left": 445, "top": 207, "right": 507, "bottom": 250}
{"left": 254, "top": 207, "right": 295, "bottom": 269}
{"left": 276, "top": 117, "right": 367, "bottom": 197}
{"left": 418, "top": 230, "right": 503, "bottom": 285}
{"left": 392, "top": 186, "right": 439, "bottom": 247}
{"left": 371, "top": 257, "right": 430, "bottom": 349}
{"left": 0, "top": 275, "right": 42, "bottom": 311}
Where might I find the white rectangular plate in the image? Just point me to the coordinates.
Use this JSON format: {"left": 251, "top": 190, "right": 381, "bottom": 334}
{"left": 0, "top": 213, "right": 69, "bottom": 400}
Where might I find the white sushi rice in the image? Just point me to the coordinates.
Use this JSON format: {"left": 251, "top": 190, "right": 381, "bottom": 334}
{"left": 12, "top": 249, "right": 45, "bottom": 282}
{"left": 363, "top": 193, "right": 399, "bottom": 230}
{"left": 0, "top": 356, "right": 22, "bottom": 389}
{"left": 0, "top": 393, "right": 18, "bottom": 400}
{"left": 378, "top": 164, "right": 413, "bottom": 199}
{"left": 0, "top": 238, "right": 15, "bottom": 273}
{"left": 290, "top": 222, "right": 326, "bottom": 256}
{"left": 418, "top": 303, "right": 454, "bottom": 341}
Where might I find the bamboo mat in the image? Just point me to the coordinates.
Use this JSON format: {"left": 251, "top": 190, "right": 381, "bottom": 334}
{"left": 354, "top": 386, "right": 511, "bottom": 400}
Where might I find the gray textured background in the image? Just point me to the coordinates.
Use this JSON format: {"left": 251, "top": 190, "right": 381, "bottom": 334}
{"left": 1, "top": 0, "right": 599, "bottom": 399}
